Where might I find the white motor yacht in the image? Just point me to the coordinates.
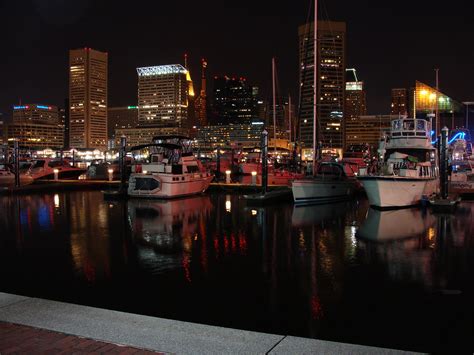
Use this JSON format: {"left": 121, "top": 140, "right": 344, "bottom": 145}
{"left": 26, "top": 158, "right": 86, "bottom": 180}
{"left": 128, "top": 136, "right": 214, "bottom": 199}
{"left": 292, "top": 162, "right": 358, "bottom": 205}
{"left": 357, "top": 117, "right": 438, "bottom": 208}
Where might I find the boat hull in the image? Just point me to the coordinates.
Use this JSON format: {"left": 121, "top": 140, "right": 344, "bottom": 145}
{"left": 292, "top": 178, "right": 355, "bottom": 205}
{"left": 358, "top": 176, "right": 435, "bottom": 208}
{"left": 128, "top": 173, "right": 213, "bottom": 199}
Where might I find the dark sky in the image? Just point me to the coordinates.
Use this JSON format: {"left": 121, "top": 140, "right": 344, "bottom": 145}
{"left": 2, "top": 0, "right": 474, "bottom": 118}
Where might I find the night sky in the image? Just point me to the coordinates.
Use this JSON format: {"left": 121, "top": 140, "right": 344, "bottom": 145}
{"left": 2, "top": 0, "right": 474, "bottom": 119}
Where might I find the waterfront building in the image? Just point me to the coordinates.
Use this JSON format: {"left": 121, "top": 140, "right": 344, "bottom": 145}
{"left": 108, "top": 106, "right": 139, "bottom": 140}
{"left": 114, "top": 126, "right": 188, "bottom": 148}
{"left": 196, "top": 123, "right": 265, "bottom": 149}
{"left": 391, "top": 88, "right": 409, "bottom": 116}
{"left": 210, "top": 76, "right": 258, "bottom": 125}
{"left": 345, "top": 114, "right": 396, "bottom": 149}
{"left": 69, "top": 48, "right": 108, "bottom": 150}
{"left": 194, "top": 59, "right": 208, "bottom": 126}
{"left": 345, "top": 69, "right": 366, "bottom": 148}
{"left": 4, "top": 104, "right": 64, "bottom": 149}
{"left": 61, "top": 99, "right": 70, "bottom": 149}
{"left": 298, "top": 20, "right": 346, "bottom": 153}
{"left": 413, "top": 81, "right": 463, "bottom": 133}
{"left": 137, "top": 64, "right": 189, "bottom": 129}
{"left": 12, "top": 104, "right": 60, "bottom": 125}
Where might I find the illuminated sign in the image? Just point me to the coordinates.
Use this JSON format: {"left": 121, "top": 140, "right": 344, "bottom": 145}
{"left": 127, "top": 106, "right": 138, "bottom": 109}
{"left": 346, "top": 81, "right": 363, "bottom": 91}
{"left": 36, "top": 105, "right": 52, "bottom": 110}
{"left": 13, "top": 105, "right": 29, "bottom": 110}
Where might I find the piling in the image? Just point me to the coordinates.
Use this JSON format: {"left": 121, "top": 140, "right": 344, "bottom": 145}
{"left": 261, "top": 129, "right": 268, "bottom": 195}
{"left": 13, "top": 140, "right": 20, "bottom": 188}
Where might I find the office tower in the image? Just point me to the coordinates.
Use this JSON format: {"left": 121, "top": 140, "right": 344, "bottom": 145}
{"left": 194, "top": 59, "right": 208, "bottom": 126}
{"left": 107, "top": 106, "right": 139, "bottom": 140}
{"left": 345, "top": 114, "right": 396, "bottom": 149}
{"left": 298, "top": 21, "right": 346, "bottom": 151}
{"left": 5, "top": 104, "right": 64, "bottom": 149}
{"left": 62, "top": 98, "right": 70, "bottom": 149}
{"left": 136, "top": 64, "right": 189, "bottom": 129}
{"left": 12, "top": 104, "right": 60, "bottom": 124}
{"left": 211, "top": 76, "right": 258, "bottom": 125}
{"left": 391, "top": 88, "right": 408, "bottom": 116}
{"left": 69, "top": 48, "right": 108, "bottom": 150}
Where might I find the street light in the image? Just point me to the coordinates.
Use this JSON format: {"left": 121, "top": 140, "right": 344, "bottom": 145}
{"left": 462, "top": 102, "right": 474, "bottom": 129}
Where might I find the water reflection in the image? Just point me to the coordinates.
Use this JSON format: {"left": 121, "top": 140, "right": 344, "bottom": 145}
{"left": 0, "top": 191, "right": 472, "bottom": 352}
{"left": 127, "top": 196, "right": 213, "bottom": 277}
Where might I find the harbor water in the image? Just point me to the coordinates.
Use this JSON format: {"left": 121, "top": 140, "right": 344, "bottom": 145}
{"left": 0, "top": 191, "right": 472, "bottom": 352}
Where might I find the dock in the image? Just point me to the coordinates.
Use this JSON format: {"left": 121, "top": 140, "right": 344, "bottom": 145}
{"left": 0, "top": 292, "right": 408, "bottom": 354}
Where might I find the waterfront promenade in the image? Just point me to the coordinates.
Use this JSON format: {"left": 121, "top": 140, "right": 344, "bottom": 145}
{"left": 0, "top": 293, "right": 411, "bottom": 354}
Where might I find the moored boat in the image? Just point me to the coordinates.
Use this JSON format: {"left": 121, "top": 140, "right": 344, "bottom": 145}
{"left": 292, "top": 161, "right": 358, "bottom": 205}
{"left": 128, "top": 136, "right": 213, "bottom": 199}
{"left": 357, "top": 117, "right": 438, "bottom": 209}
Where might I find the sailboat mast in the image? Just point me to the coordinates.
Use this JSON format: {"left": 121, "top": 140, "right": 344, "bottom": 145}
{"left": 272, "top": 57, "right": 277, "bottom": 153}
{"left": 312, "top": 0, "right": 318, "bottom": 176}
{"left": 288, "top": 94, "right": 292, "bottom": 143}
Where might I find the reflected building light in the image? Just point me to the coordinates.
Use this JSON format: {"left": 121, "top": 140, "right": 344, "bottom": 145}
{"left": 225, "top": 200, "right": 231, "bottom": 213}
{"left": 54, "top": 194, "right": 60, "bottom": 208}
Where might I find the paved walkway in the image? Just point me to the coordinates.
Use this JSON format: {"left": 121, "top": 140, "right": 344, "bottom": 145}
{"left": 0, "top": 322, "right": 160, "bottom": 354}
{"left": 0, "top": 292, "right": 415, "bottom": 354}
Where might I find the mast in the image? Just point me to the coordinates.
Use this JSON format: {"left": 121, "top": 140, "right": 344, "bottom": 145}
{"left": 312, "top": 0, "right": 318, "bottom": 176}
{"left": 288, "top": 94, "right": 292, "bottom": 143}
{"left": 435, "top": 68, "right": 439, "bottom": 135}
{"left": 272, "top": 57, "right": 277, "bottom": 154}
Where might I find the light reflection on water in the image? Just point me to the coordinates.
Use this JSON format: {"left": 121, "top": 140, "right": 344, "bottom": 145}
{"left": 0, "top": 191, "right": 472, "bottom": 352}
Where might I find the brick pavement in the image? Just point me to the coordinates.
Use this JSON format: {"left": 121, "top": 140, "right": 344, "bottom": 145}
{"left": 0, "top": 321, "right": 162, "bottom": 354}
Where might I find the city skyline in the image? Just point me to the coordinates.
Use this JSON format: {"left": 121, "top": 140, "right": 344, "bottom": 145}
{"left": 2, "top": 0, "right": 474, "bottom": 118}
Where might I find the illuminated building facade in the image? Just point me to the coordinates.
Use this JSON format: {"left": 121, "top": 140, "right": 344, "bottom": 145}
{"left": 197, "top": 123, "right": 265, "bottom": 149}
{"left": 114, "top": 127, "right": 188, "bottom": 148}
{"left": 69, "top": 48, "right": 108, "bottom": 150}
{"left": 137, "top": 64, "right": 189, "bottom": 129}
{"left": 344, "top": 69, "right": 366, "bottom": 148}
{"left": 345, "top": 114, "right": 396, "bottom": 149}
{"left": 298, "top": 21, "right": 346, "bottom": 150}
{"left": 4, "top": 104, "right": 64, "bottom": 149}
{"left": 12, "top": 104, "right": 60, "bottom": 124}
{"left": 107, "top": 106, "right": 139, "bottom": 140}
{"left": 413, "top": 81, "right": 462, "bottom": 133}
{"left": 194, "top": 59, "right": 208, "bottom": 126}
{"left": 211, "top": 76, "right": 258, "bottom": 125}
{"left": 391, "top": 88, "right": 408, "bottom": 116}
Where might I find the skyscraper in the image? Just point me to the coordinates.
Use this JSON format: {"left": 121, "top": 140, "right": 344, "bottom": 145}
{"left": 344, "top": 68, "right": 367, "bottom": 148}
{"left": 298, "top": 21, "right": 346, "bottom": 152}
{"left": 194, "top": 59, "right": 208, "bottom": 126}
{"left": 391, "top": 88, "right": 408, "bottom": 116}
{"left": 69, "top": 48, "right": 108, "bottom": 149}
{"left": 136, "top": 64, "right": 189, "bottom": 129}
{"left": 211, "top": 76, "right": 258, "bottom": 125}
{"left": 107, "top": 106, "right": 139, "bottom": 140}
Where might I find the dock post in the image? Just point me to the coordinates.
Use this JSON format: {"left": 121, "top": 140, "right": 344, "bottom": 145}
{"left": 216, "top": 146, "right": 221, "bottom": 181}
{"left": 13, "top": 139, "right": 20, "bottom": 188}
{"left": 72, "top": 149, "right": 76, "bottom": 167}
{"left": 261, "top": 129, "right": 268, "bottom": 195}
{"left": 119, "top": 135, "right": 127, "bottom": 192}
{"left": 440, "top": 126, "right": 449, "bottom": 199}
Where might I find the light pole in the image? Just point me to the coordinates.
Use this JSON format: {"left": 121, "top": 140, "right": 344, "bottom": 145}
{"left": 462, "top": 102, "right": 474, "bottom": 130}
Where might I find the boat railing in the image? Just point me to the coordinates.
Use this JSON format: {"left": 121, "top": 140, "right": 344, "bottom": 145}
{"left": 390, "top": 118, "right": 431, "bottom": 139}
